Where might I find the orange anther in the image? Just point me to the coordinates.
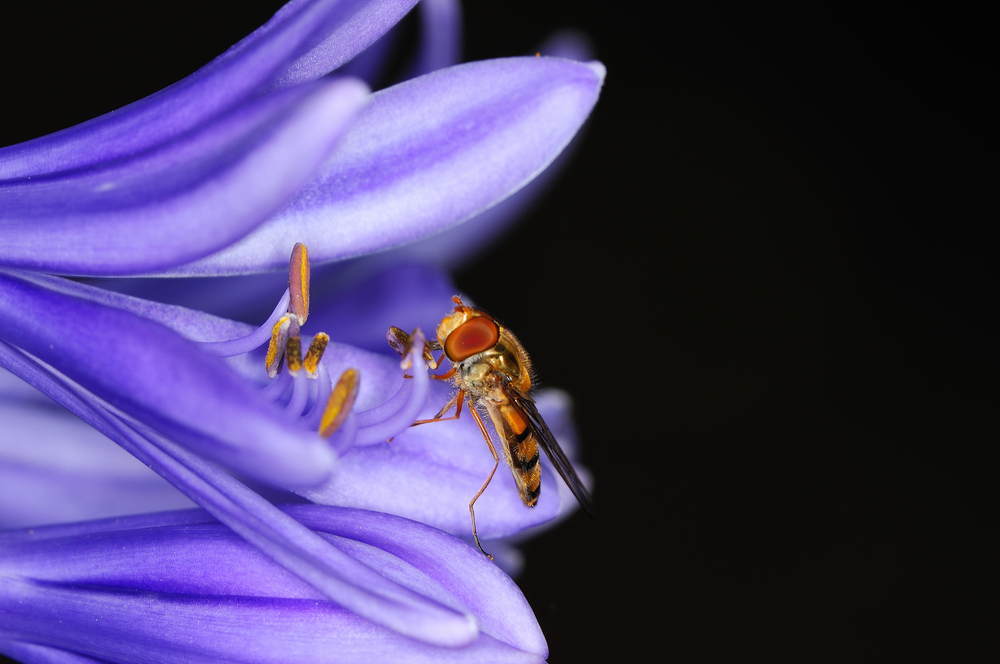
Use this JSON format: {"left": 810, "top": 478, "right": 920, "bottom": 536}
{"left": 319, "top": 369, "right": 359, "bottom": 438}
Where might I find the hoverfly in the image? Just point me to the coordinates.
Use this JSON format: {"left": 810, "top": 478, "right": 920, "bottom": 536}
{"left": 388, "top": 296, "right": 594, "bottom": 557}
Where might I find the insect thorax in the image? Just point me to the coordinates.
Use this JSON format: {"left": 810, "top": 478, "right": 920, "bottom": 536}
{"left": 456, "top": 341, "right": 528, "bottom": 402}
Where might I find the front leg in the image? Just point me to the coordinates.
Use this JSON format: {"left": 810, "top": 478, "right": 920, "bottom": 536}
{"left": 411, "top": 390, "right": 465, "bottom": 426}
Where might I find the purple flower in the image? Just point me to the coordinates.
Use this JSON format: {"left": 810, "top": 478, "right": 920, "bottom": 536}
{"left": 0, "top": 0, "right": 603, "bottom": 654}
{"left": 0, "top": 505, "right": 548, "bottom": 662}
{"left": 0, "top": 263, "right": 590, "bottom": 553}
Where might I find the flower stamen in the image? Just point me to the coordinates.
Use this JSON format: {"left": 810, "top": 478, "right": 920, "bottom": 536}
{"left": 284, "top": 373, "right": 311, "bottom": 418}
{"left": 303, "top": 361, "right": 333, "bottom": 429}
{"left": 387, "top": 326, "right": 440, "bottom": 370}
{"left": 265, "top": 315, "right": 293, "bottom": 378}
{"left": 285, "top": 336, "right": 303, "bottom": 375}
{"left": 352, "top": 329, "right": 430, "bottom": 446}
{"left": 320, "top": 369, "right": 359, "bottom": 438}
{"left": 195, "top": 244, "right": 435, "bottom": 449}
{"left": 287, "top": 242, "right": 310, "bottom": 325}
{"left": 260, "top": 369, "right": 293, "bottom": 402}
{"left": 303, "top": 333, "right": 329, "bottom": 377}
{"left": 196, "top": 290, "right": 290, "bottom": 357}
{"left": 262, "top": 243, "right": 314, "bottom": 378}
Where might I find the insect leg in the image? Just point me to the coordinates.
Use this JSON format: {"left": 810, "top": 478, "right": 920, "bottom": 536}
{"left": 405, "top": 357, "right": 454, "bottom": 381}
{"left": 468, "top": 403, "right": 500, "bottom": 560}
{"left": 431, "top": 362, "right": 457, "bottom": 380}
{"left": 411, "top": 390, "right": 465, "bottom": 426}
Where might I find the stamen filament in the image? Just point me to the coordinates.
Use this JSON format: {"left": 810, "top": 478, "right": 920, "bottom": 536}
{"left": 329, "top": 411, "right": 359, "bottom": 453}
{"left": 284, "top": 372, "right": 310, "bottom": 418}
{"left": 303, "top": 361, "right": 333, "bottom": 429}
{"left": 196, "top": 290, "right": 290, "bottom": 357}
{"left": 356, "top": 379, "right": 411, "bottom": 427}
{"left": 259, "top": 369, "right": 292, "bottom": 402}
{"left": 354, "top": 333, "right": 430, "bottom": 446}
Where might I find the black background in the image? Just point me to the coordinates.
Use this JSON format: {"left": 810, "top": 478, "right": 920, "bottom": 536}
{"left": 1, "top": 2, "right": 989, "bottom": 662}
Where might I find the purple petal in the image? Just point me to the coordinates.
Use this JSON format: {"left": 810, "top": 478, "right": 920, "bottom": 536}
{"left": 376, "top": 31, "right": 598, "bottom": 269}
{"left": 270, "top": 0, "right": 419, "bottom": 90}
{"left": 286, "top": 505, "right": 547, "bottom": 655}
{"left": 11, "top": 273, "right": 257, "bottom": 349}
{"left": 0, "top": 271, "right": 334, "bottom": 486}
{"left": 407, "top": 0, "right": 463, "bottom": 77}
{"left": 0, "top": 641, "right": 103, "bottom": 664}
{"left": 0, "top": 0, "right": 414, "bottom": 180}
{"left": 0, "top": 506, "right": 544, "bottom": 663}
{"left": 165, "top": 56, "right": 606, "bottom": 275}
{"left": 84, "top": 271, "right": 291, "bottom": 323}
{"left": 0, "top": 591, "right": 532, "bottom": 664}
{"left": 482, "top": 539, "right": 527, "bottom": 579}
{"left": 336, "top": 18, "right": 404, "bottom": 85}
{"left": 373, "top": 127, "right": 581, "bottom": 270}
{"left": 0, "top": 79, "right": 368, "bottom": 275}
{"left": 338, "top": 0, "right": 461, "bottom": 88}
{"left": 0, "top": 349, "right": 477, "bottom": 647}
{"left": 0, "top": 398, "right": 193, "bottom": 529}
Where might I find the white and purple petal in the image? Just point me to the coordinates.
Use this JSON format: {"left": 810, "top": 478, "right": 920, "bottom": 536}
{"left": 0, "top": 0, "right": 439, "bottom": 275}
{"left": 166, "top": 56, "right": 606, "bottom": 275}
{"left": 0, "top": 505, "right": 546, "bottom": 663}
{"left": 0, "top": 395, "right": 193, "bottom": 529}
{"left": 382, "top": 31, "right": 599, "bottom": 269}
{"left": 0, "top": 271, "right": 332, "bottom": 486}
{"left": 0, "top": 79, "right": 368, "bottom": 275}
{"left": 267, "top": 0, "right": 419, "bottom": 91}
{"left": 0, "top": 337, "right": 476, "bottom": 647}
{"left": 0, "top": 0, "right": 415, "bottom": 179}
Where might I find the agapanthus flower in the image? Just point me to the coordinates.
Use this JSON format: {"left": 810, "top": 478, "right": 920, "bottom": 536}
{"left": 0, "top": 0, "right": 603, "bottom": 656}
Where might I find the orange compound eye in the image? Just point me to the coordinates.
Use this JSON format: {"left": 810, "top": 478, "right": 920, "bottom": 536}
{"left": 444, "top": 316, "right": 500, "bottom": 361}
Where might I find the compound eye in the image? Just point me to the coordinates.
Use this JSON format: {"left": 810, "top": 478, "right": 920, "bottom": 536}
{"left": 445, "top": 316, "right": 499, "bottom": 361}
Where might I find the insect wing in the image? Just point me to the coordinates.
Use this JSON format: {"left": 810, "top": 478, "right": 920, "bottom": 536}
{"left": 506, "top": 386, "right": 596, "bottom": 516}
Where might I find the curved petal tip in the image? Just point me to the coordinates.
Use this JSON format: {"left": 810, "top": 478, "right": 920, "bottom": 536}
{"left": 585, "top": 60, "right": 607, "bottom": 81}
{"left": 166, "top": 56, "right": 607, "bottom": 275}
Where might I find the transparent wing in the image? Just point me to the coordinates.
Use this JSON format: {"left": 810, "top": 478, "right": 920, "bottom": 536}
{"left": 505, "top": 384, "right": 596, "bottom": 517}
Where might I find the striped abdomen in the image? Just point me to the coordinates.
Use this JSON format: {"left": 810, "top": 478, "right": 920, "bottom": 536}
{"left": 485, "top": 400, "right": 541, "bottom": 507}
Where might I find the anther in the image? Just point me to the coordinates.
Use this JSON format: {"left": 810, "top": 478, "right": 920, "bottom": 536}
{"left": 285, "top": 336, "right": 303, "bottom": 375}
{"left": 320, "top": 369, "right": 359, "bottom": 438}
{"left": 288, "top": 243, "right": 310, "bottom": 325}
{"left": 303, "top": 333, "right": 329, "bottom": 377}
{"left": 387, "top": 326, "right": 440, "bottom": 369}
{"left": 386, "top": 326, "right": 411, "bottom": 356}
{"left": 266, "top": 316, "right": 292, "bottom": 379}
